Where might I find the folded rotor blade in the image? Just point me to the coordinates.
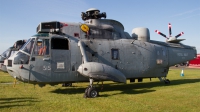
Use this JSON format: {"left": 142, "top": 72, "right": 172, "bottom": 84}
{"left": 175, "top": 32, "right": 184, "bottom": 38}
{"left": 168, "top": 23, "right": 172, "bottom": 37}
{"left": 155, "top": 30, "right": 168, "bottom": 39}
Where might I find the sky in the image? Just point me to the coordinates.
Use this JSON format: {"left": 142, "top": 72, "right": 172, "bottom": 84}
{"left": 0, "top": 0, "right": 200, "bottom": 54}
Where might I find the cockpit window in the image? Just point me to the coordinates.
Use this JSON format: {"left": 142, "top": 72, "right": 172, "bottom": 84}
{"left": 33, "top": 39, "right": 49, "bottom": 55}
{"left": 20, "top": 38, "right": 31, "bottom": 50}
{"left": 10, "top": 51, "right": 16, "bottom": 57}
{"left": 14, "top": 52, "right": 29, "bottom": 64}
{"left": 21, "top": 38, "right": 35, "bottom": 54}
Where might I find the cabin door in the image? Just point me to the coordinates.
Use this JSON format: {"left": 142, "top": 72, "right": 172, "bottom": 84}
{"left": 50, "top": 37, "right": 70, "bottom": 82}
{"left": 30, "top": 38, "right": 51, "bottom": 82}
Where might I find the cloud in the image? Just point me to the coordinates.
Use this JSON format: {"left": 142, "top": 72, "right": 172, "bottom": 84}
{"left": 180, "top": 13, "right": 200, "bottom": 20}
{"left": 169, "top": 7, "right": 200, "bottom": 18}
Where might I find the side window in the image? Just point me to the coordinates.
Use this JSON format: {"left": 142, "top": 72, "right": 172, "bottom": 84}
{"left": 111, "top": 49, "right": 119, "bottom": 60}
{"left": 33, "top": 39, "right": 49, "bottom": 56}
{"left": 51, "top": 38, "right": 69, "bottom": 50}
{"left": 112, "top": 32, "right": 121, "bottom": 39}
{"left": 90, "top": 28, "right": 112, "bottom": 39}
{"left": 14, "top": 52, "right": 30, "bottom": 64}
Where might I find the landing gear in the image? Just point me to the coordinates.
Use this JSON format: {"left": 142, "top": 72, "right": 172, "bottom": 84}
{"left": 158, "top": 77, "right": 170, "bottom": 84}
{"left": 164, "top": 79, "right": 170, "bottom": 84}
{"left": 84, "top": 86, "right": 98, "bottom": 98}
{"left": 62, "top": 83, "right": 72, "bottom": 87}
{"left": 84, "top": 78, "right": 99, "bottom": 98}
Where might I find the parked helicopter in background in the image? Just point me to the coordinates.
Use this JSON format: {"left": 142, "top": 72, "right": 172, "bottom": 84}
{"left": 5, "top": 8, "right": 197, "bottom": 98}
{"left": 0, "top": 40, "right": 26, "bottom": 71}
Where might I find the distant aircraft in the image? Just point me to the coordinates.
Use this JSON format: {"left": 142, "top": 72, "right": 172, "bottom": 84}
{"left": 0, "top": 40, "right": 26, "bottom": 71}
{"left": 189, "top": 54, "right": 200, "bottom": 68}
{"left": 5, "top": 8, "right": 197, "bottom": 98}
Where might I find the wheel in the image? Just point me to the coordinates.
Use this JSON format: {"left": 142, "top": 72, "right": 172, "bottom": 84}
{"left": 62, "top": 83, "right": 72, "bottom": 87}
{"left": 87, "top": 87, "right": 98, "bottom": 98}
{"left": 83, "top": 86, "right": 90, "bottom": 98}
{"left": 164, "top": 79, "right": 170, "bottom": 84}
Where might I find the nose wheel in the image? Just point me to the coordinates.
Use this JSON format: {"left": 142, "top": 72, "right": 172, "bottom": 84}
{"left": 158, "top": 77, "right": 170, "bottom": 84}
{"left": 164, "top": 79, "right": 170, "bottom": 84}
{"left": 84, "top": 86, "right": 99, "bottom": 98}
{"left": 62, "top": 83, "right": 72, "bottom": 87}
{"left": 84, "top": 78, "right": 99, "bottom": 98}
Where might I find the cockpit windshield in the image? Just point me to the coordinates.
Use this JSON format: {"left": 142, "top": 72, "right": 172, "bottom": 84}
{"left": 20, "top": 38, "right": 31, "bottom": 51}
{"left": 14, "top": 38, "right": 34, "bottom": 64}
{"left": 1, "top": 48, "right": 10, "bottom": 58}
{"left": 20, "top": 38, "right": 35, "bottom": 54}
{"left": 13, "top": 36, "right": 50, "bottom": 65}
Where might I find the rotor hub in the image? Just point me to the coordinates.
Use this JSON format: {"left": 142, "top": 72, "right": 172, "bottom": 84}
{"left": 81, "top": 8, "right": 106, "bottom": 21}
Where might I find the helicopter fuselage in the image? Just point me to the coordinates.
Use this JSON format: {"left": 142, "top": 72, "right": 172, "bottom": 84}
{"left": 4, "top": 8, "right": 197, "bottom": 98}
{"left": 5, "top": 20, "right": 196, "bottom": 84}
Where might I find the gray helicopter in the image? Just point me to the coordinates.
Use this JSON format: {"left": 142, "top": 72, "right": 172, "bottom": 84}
{"left": 0, "top": 40, "right": 26, "bottom": 71}
{"left": 5, "top": 8, "right": 196, "bottom": 98}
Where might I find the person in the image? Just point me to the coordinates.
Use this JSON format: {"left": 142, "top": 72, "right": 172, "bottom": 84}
{"left": 38, "top": 46, "right": 46, "bottom": 55}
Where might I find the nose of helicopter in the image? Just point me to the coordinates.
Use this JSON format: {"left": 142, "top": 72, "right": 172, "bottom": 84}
{"left": 4, "top": 57, "right": 22, "bottom": 80}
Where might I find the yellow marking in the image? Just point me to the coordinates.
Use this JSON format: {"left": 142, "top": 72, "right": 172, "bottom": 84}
{"left": 81, "top": 24, "right": 89, "bottom": 32}
{"left": 13, "top": 78, "right": 16, "bottom": 87}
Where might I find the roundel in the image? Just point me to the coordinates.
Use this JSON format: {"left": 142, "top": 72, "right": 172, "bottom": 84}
{"left": 81, "top": 24, "right": 89, "bottom": 32}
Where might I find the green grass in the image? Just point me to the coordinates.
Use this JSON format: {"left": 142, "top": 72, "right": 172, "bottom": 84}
{"left": 0, "top": 68, "right": 200, "bottom": 112}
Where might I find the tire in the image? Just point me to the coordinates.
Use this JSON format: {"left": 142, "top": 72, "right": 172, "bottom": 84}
{"left": 87, "top": 87, "right": 98, "bottom": 98}
{"left": 165, "top": 79, "right": 170, "bottom": 84}
{"left": 62, "top": 83, "right": 72, "bottom": 87}
{"left": 83, "top": 86, "right": 90, "bottom": 98}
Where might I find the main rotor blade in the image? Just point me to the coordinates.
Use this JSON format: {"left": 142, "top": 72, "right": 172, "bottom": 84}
{"left": 168, "top": 23, "right": 172, "bottom": 37}
{"left": 155, "top": 30, "right": 169, "bottom": 39}
{"left": 175, "top": 32, "right": 184, "bottom": 38}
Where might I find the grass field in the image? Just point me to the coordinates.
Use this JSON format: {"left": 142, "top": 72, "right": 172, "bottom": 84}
{"left": 0, "top": 68, "right": 200, "bottom": 112}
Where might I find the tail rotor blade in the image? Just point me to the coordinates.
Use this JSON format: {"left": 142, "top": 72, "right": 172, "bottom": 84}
{"left": 155, "top": 30, "right": 168, "bottom": 39}
{"left": 168, "top": 23, "right": 172, "bottom": 37}
{"left": 175, "top": 32, "right": 184, "bottom": 38}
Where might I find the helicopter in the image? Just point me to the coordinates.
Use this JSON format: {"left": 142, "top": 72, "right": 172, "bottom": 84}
{"left": 5, "top": 8, "right": 197, "bottom": 98}
{"left": 0, "top": 40, "right": 26, "bottom": 71}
